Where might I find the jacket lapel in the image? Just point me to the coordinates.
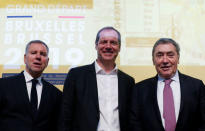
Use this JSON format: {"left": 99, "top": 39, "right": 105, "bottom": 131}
{"left": 36, "top": 79, "right": 50, "bottom": 118}
{"left": 16, "top": 72, "right": 34, "bottom": 118}
{"left": 152, "top": 76, "right": 165, "bottom": 128}
{"left": 87, "top": 63, "right": 100, "bottom": 115}
{"left": 175, "top": 72, "right": 185, "bottom": 128}
{"left": 117, "top": 70, "right": 126, "bottom": 116}
{"left": 118, "top": 71, "right": 122, "bottom": 112}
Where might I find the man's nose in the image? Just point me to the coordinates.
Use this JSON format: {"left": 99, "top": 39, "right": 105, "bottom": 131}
{"left": 162, "top": 56, "right": 168, "bottom": 63}
{"left": 35, "top": 53, "right": 41, "bottom": 59}
{"left": 105, "top": 42, "right": 112, "bottom": 48}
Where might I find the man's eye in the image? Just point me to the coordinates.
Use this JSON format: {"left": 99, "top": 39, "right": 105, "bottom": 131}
{"left": 168, "top": 53, "right": 175, "bottom": 57}
{"left": 99, "top": 40, "right": 107, "bottom": 44}
{"left": 156, "top": 54, "right": 163, "bottom": 57}
{"left": 111, "top": 41, "right": 118, "bottom": 45}
{"left": 40, "top": 52, "right": 47, "bottom": 56}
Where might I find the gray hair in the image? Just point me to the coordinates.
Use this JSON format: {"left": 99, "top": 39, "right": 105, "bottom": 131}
{"left": 152, "top": 38, "right": 180, "bottom": 57}
{"left": 25, "top": 40, "right": 49, "bottom": 55}
{"left": 95, "top": 26, "right": 121, "bottom": 46}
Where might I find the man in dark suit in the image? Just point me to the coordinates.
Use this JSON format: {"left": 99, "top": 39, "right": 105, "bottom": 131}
{"left": 129, "top": 38, "right": 205, "bottom": 131}
{"left": 0, "top": 40, "right": 62, "bottom": 131}
{"left": 63, "top": 26, "right": 135, "bottom": 131}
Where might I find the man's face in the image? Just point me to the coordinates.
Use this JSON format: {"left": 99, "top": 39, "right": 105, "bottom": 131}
{"left": 96, "top": 29, "right": 120, "bottom": 63}
{"left": 153, "top": 43, "right": 179, "bottom": 79}
{"left": 24, "top": 43, "right": 49, "bottom": 78}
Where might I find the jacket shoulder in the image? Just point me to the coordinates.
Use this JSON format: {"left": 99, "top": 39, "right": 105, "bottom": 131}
{"left": 135, "top": 77, "right": 156, "bottom": 87}
{"left": 180, "top": 73, "right": 202, "bottom": 81}
{"left": 118, "top": 69, "right": 134, "bottom": 80}
{"left": 68, "top": 64, "right": 94, "bottom": 75}
{"left": 0, "top": 73, "right": 23, "bottom": 82}
{"left": 43, "top": 79, "right": 62, "bottom": 94}
{"left": 179, "top": 73, "right": 204, "bottom": 86}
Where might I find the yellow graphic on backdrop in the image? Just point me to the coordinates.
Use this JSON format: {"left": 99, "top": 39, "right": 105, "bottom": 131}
{"left": 0, "top": 0, "right": 92, "bottom": 8}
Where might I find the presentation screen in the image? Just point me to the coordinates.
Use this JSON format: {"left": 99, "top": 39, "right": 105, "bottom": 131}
{"left": 1, "top": 0, "right": 205, "bottom": 70}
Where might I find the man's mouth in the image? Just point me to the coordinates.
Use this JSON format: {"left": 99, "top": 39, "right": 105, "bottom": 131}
{"left": 33, "top": 62, "right": 41, "bottom": 66}
{"left": 161, "top": 66, "right": 170, "bottom": 71}
{"left": 103, "top": 50, "right": 113, "bottom": 54}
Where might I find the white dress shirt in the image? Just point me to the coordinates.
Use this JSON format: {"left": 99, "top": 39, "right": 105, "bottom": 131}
{"left": 157, "top": 71, "right": 181, "bottom": 127}
{"left": 95, "top": 61, "right": 120, "bottom": 131}
{"left": 24, "top": 70, "right": 43, "bottom": 109}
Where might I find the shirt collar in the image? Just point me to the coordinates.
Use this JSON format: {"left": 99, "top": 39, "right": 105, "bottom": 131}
{"left": 23, "top": 70, "right": 42, "bottom": 85}
{"left": 158, "top": 70, "right": 179, "bottom": 82}
{"left": 94, "top": 60, "right": 118, "bottom": 75}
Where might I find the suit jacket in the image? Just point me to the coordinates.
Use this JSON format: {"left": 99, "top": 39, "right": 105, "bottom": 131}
{"left": 129, "top": 72, "right": 205, "bottom": 131}
{"left": 0, "top": 72, "right": 63, "bottom": 131}
{"left": 63, "top": 63, "right": 135, "bottom": 131}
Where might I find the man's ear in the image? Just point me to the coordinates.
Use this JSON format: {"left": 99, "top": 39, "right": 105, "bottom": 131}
{"left": 24, "top": 54, "right": 26, "bottom": 64}
{"left": 95, "top": 44, "right": 97, "bottom": 50}
{"left": 46, "top": 57, "right": 49, "bottom": 67}
{"left": 152, "top": 57, "right": 155, "bottom": 65}
{"left": 178, "top": 56, "right": 180, "bottom": 64}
